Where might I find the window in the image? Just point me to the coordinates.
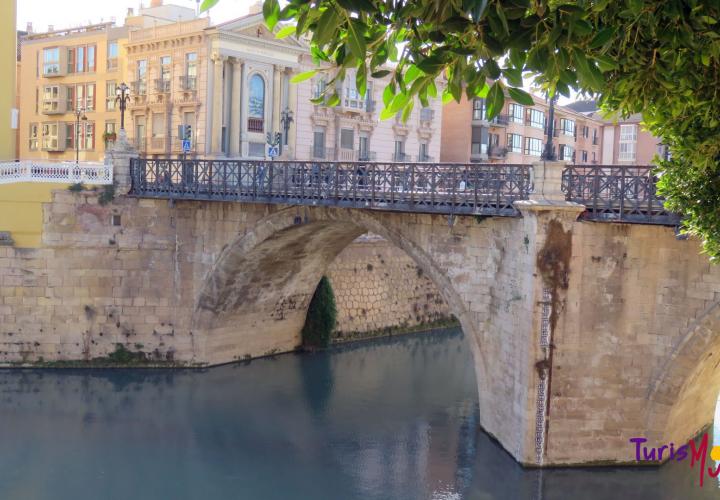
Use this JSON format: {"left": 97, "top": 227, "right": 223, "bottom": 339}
{"left": 618, "top": 124, "right": 637, "bottom": 161}
{"left": 313, "top": 128, "right": 326, "bottom": 158}
{"left": 87, "top": 46, "right": 96, "bottom": 72}
{"left": 528, "top": 109, "right": 545, "bottom": 129}
{"left": 559, "top": 144, "right": 574, "bottom": 161}
{"left": 248, "top": 142, "right": 265, "bottom": 157}
{"left": 582, "top": 126, "right": 589, "bottom": 138}
{"left": 43, "top": 47, "right": 60, "bottom": 75}
{"left": 107, "top": 41, "right": 118, "bottom": 70}
{"left": 340, "top": 128, "right": 354, "bottom": 150}
{"left": 419, "top": 142, "right": 428, "bottom": 161}
{"left": 42, "top": 85, "right": 61, "bottom": 112}
{"left": 471, "top": 126, "right": 488, "bottom": 155}
{"left": 394, "top": 139, "right": 405, "bottom": 160}
{"left": 592, "top": 128, "right": 599, "bottom": 144}
{"left": 581, "top": 150, "right": 588, "bottom": 163}
{"left": 507, "top": 133, "right": 522, "bottom": 153}
{"left": 312, "top": 78, "right": 327, "bottom": 99}
{"left": 104, "top": 121, "right": 116, "bottom": 137}
{"left": 509, "top": 104, "right": 524, "bottom": 124}
{"left": 66, "top": 123, "right": 75, "bottom": 150}
{"left": 41, "top": 123, "right": 59, "bottom": 150}
{"left": 66, "top": 86, "right": 74, "bottom": 111}
{"left": 67, "top": 45, "right": 98, "bottom": 73}
{"left": 182, "top": 53, "right": 197, "bottom": 90}
{"left": 592, "top": 151, "right": 596, "bottom": 162}
{"left": 85, "top": 84, "right": 95, "bottom": 111}
{"left": 560, "top": 118, "right": 575, "bottom": 136}
{"left": 472, "top": 99, "right": 486, "bottom": 120}
{"left": 106, "top": 81, "right": 117, "bottom": 110}
{"left": 152, "top": 113, "right": 165, "bottom": 137}
{"left": 66, "top": 83, "right": 95, "bottom": 111}
{"left": 159, "top": 56, "right": 171, "bottom": 92}
{"left": 248, "top": 74, "right": 265, "bottom": 132}
{"left": 35, "top": 88, "right": 39, "bottom": 113}
{"left": 82, "top": 122, "right": 95, "bottom": 150}
{"left": 67, "top": 48, "right": 75, "bottom": 74}
{"left": 359, "top": 134, "right": 369, "bottom": 160}
{"left": 524, "top": 137, "right": 543, "bottom": 156}
{"left": 29, "top": 124, "right": 39, "bottom": 150}
{"left": 136, "top": 60, "right": 147, "bottom": 94}
{"left": 76, "top": 46, "right": 84, "bottom": 73}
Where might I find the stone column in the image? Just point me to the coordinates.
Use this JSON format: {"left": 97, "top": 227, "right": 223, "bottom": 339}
{"left": 210, "top": 54, "right": 225, "bottom": 155}
{"left": 514, "top": 160, "right": 585, "bottom": 466}
{"left": 272, "top": 65, "right": 282, "bottom": 136}
{"left": 238, "top": 63, "right": 247, "bottom": 157}
{"left": 105, "top": 128, "right": 139, "bottom": 195}
{"left": 286, "top": 67, "right": 297, "bottom": 159}
{"left": 229, "top": 59, "right": 242, "bottom": 157}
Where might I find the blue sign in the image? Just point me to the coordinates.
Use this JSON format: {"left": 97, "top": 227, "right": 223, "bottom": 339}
{"left": 182, "top": 139, "right": 191, "bottom": 153}
{"left": 267, "top": 145, "right": 280, "bottom": 158}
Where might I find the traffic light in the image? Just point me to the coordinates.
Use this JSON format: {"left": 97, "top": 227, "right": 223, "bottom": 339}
{"left": 184, "top": 124, "right": 192, "bottom": 141}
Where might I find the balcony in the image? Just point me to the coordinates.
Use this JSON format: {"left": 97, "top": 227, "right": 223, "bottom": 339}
{"left": 150, "top": 137, "right": 166, "bottom": 151}
{"left": 358, "top": 151, "right": 377, "bottom": 162}
{"left": 472, "top": 112, "right": 509, "bottom": 127}
{"left": 179, "top": 75, "right": 197, "bottom": 92}
{"left": 338, "top": 149, "right": 357, "bottom": 161}
{"left": 135, "top": 137, "right": 147, "bottom": 152}
{"left": 247, "top": 117, "right": 264, "bottom": 133}
{"left": 41, "top": 100, "right": 67, "bottom": 115}
{"left": 418, "top": 155, "right": 434, "bottom": 162}
{"left": 309, "top": 146, "right": 335, "bottom": 160}
{"left": 155, "top": 79, "right": 171, "bottom": 93}
{"left": 488, "top": 146, "right": 508, "bottom": 159}
{"left": 393, "top": 152, "right": 412, "bottom": 162}
{"left": 130, "top": 81, "right": 147, "bottom": 96}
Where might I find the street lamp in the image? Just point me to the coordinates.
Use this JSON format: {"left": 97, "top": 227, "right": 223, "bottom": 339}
{"left": 115, "top": 82, "right": 130, "bottom": 131}
{"left": 74, "top": 107, "right": 87, "bottom": 166}
{"left": 542, "top": 92, "right": 558, "bottom": 161}
{"left": 280, "top": 107, "right": 294, "bottom": 152}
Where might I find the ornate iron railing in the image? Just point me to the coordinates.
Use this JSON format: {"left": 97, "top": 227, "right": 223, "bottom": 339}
{"left": 130, "top": 159, "right": 533, "bottom": 216}
{"left": 562, "top": 165, "right": 680, "bottom": 225}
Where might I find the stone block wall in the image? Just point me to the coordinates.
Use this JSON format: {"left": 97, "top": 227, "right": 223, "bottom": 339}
{"left": 326, "top": 235, "right": 453, "bottom": 339}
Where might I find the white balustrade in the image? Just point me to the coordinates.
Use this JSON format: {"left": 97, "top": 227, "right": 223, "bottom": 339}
{"left": 0, "top": 161, "right": 112, "bottom": 185}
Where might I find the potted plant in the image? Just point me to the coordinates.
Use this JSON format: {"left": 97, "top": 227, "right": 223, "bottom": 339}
{"left": 102, "top": 131, "right": 117, "bottom": 145}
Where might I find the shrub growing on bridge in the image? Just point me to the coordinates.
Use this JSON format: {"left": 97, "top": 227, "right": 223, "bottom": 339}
{"left": 302, "top": 276, "right": 337, "bottom": 349}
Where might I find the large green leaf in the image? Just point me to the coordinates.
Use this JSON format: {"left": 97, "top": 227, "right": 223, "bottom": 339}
{"left": 275, "top": 25, "right": 296, "bottom": 39}
{"left": 485, "top": 82, "right": 505, "bottom": 119}
{"left": 508, "top": 87, "right": 534, "bottom": 106}
{"left": 345, "top": 18, "right": 368, "bottom": 60}
{"left": 291, "top": 70, "right": 318, "bottom": 83}
{"left": 200, "top": 0, "right": 219, "bottom": 12}
{"left": 263, "top": 0, "right": 281, "bottom": 30}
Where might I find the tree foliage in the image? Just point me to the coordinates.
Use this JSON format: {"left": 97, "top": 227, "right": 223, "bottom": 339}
{"left": 201, "top": 0, "right": 720, "bottom": 260}
{"left": 302, "top": 276, "right": 337, "bottom": 348}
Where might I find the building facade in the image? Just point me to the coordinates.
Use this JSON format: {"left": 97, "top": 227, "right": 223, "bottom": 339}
{"left": 599, "top": 113, "right": 665, "bottom": 165}
{"left": 0, "top": 0, "right": 18, "bottom": 160}
{"left": 441, "top": 93, "right": 603, "bottom": 165}
{"left": 18, "top": 23, "right": 130, "bottom": 162}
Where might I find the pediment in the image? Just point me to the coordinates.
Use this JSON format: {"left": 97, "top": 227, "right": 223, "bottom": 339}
{"left": 216, "top": 13, "right": 306, "bottom": 49}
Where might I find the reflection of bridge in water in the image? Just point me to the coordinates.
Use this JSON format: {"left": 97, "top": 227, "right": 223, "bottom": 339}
{"left": 130, "top": 159, "right": 679, "bottom": 225}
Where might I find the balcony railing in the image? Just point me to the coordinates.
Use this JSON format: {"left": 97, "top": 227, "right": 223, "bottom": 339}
{"left": 393, "top": 153, "right": 412, "bottom": 162}
{"left": 130, "top": 159, "right": 533, "bottom": 217}
{"left": 562, "top": 165, "right": 680, "bottom": 225}
{"left": 247, "top": 117, "right": 264, "bottom": 133}
{"left": 0, "top": 160, "right": 111, "bottom": 185}
{"left": 488, "top": 146, "right": 508, "bottom": 159}
{"left": 179, "top": 75, "right": 197, "bottom": 91}
{"left": 135, "top": 137, "right": 147, "bottom": 151}
{"left": 150, "top": 137, "right": 166, "bottom": 150}
{"left": 130, "top": 81, "right": 147, "bottom": 96}
{"left": 310, "top": 146, "right": 335, "bottom": 160}
{"left": 155, "top": 78, "right": 171, "bottom": 93}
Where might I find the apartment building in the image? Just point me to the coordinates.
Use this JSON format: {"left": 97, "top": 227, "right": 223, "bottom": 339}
{"left": 18, "top": 23, "right": 130, "bottom": 162}
{"left": 599, "top": 113, "right": 665, "bottom": 165}
{"left": 441, "top": 92, "right": 602, "bottom": 165}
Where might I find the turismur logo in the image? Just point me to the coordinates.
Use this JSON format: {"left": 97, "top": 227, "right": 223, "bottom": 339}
{"left": 631, "top": 434, "right": 720, "bottom": 487}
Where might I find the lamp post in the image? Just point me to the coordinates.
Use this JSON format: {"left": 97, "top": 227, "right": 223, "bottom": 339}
{"left": 115, "top": 82, "right": 130, "bottom": 131}
{"left": 542, "top": 92, "right": 558, "bottom": 161}
{"left": 280, "top": 107, "right": 294, "bottom": 154}
{"left": 74, "top": 107, "right": 87, "bottom": 166}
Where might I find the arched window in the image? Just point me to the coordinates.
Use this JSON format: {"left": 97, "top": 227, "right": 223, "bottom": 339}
{"left": 248, "top": 74, "right": 265, "bottom": 132}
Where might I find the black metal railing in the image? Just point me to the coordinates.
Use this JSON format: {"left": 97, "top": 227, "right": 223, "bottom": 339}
{"left": 562, "top": 165, "right": 680, "bottom": 225}
{"left": 130, "top": 159, "right": 533, "bottom": 216}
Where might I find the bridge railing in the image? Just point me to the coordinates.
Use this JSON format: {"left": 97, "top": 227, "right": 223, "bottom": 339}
{"left": 0, "top": 160, "right": 112, "bottom": 185}
{"left": 562, "top": 165, "right": 680, "bottom": 225}
{"left": 130, "top": 158, "right": 533, "bottom": 216}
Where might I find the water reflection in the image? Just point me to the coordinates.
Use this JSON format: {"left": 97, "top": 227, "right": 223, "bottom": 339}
{"left": 0, "top": 328, "right": 716, "bottom": 499}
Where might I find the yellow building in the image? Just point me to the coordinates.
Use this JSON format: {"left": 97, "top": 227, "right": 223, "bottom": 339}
{"left": 18, "top": 23, "right": 130, "bottom": 162}
{"left": 0, "top": 0, "right": 17, "bottom": 160}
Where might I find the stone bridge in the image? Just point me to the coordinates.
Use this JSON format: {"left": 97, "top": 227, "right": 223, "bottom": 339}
{"left": 1, "top": 145, "right": 719, "bottom": 470}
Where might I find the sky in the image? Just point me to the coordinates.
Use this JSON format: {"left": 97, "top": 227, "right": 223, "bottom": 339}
{"left": 17, "top": 0, "right": 254, "bottom": 32}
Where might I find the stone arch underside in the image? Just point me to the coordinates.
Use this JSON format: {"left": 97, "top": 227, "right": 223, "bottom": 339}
{"left": 646, "top": 300, "right": 720, "bottom": 449}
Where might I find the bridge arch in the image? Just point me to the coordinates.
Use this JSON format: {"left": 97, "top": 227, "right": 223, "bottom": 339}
{"left": 191, "top": 205, "right": 490, "bottom": 403}
{"left": 646, "top": 300, "right": 720, "bottom": 449}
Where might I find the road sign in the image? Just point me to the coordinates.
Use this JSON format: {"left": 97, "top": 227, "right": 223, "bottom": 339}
{"left": 267, "top": 145, "right": 279, "bottom": 158}
{"left": 182, "top": 139, "right": 191, "bottom": 153}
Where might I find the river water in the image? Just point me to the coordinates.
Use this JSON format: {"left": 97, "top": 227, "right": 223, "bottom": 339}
{"left": 0, "top": 328, "right": 717, "bottom": 500}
